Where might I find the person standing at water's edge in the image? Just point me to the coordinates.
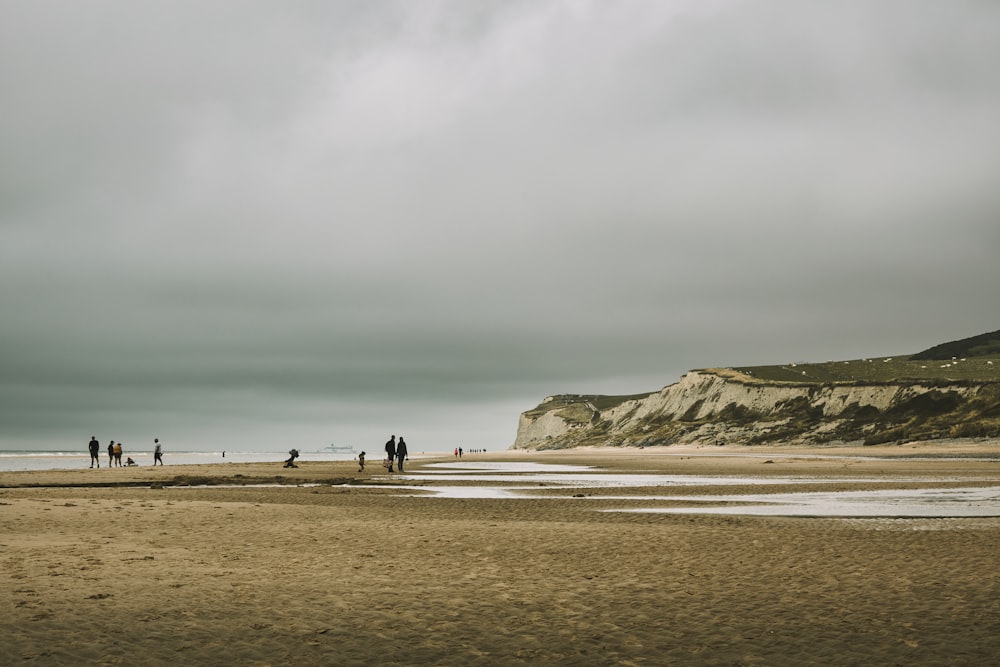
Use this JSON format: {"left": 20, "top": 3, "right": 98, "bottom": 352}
{"left": 396, "top": 437, "right": 408, "bottom": 473}
{"left": 113, "top": 442, "right": 123, "bottom": 467}
{"left": 385, "top": 435, "right": 396, "bottom": 473}
{"left": 153, "top": 439, "right": 163, "bottom": 465}
{"left": 107, "top": 441, "right": 114, "bottom": 467}
{"left": 88, "top": 436, "right": 101, "bottom": 468}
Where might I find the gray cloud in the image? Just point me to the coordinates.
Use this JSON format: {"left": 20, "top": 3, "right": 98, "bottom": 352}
{"left": 3, "top": 1, "right": 999, "bottom": 451}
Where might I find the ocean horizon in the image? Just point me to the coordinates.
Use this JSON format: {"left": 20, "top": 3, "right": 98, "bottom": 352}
{"left": 0, "top": 448, "right": 361, "bottom": 472}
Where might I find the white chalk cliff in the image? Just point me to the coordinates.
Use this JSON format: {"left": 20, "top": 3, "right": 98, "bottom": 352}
{"left": 514, "top": 368, "right": 1000, "bottom": 449}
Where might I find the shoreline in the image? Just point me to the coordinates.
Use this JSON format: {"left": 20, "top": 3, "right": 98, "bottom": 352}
{"left": 4, "top": 441, "right": 1000, "bottom": 489}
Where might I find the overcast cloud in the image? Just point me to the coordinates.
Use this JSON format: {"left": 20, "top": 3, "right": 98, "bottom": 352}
{"left": 2, "top": 1, "right": 999, "bottom": 452}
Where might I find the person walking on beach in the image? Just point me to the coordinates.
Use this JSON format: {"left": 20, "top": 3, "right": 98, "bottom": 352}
{"left": 396, "top": 437, "right": 408, "bottom": 473}
{"left": 113, "top": 442, "right": 123, "bottom": 467}
{"left": 385, "top": 435, "right": 396, "bottom": 473}
{"left": 153, "top": 438, "right": 164, "bottom": 465}
{"left": 357, "top": 451, "right": 366, "bottom": 473}
{"left": 88, "top": 436, "right": 101, "bottom": 468}
{"left": 107, "top": 441, "right": 115, "bottom": 467}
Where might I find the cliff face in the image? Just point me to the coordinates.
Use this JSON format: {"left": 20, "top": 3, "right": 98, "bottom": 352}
{"left": 515, "top": 369, "right": 1000, "bottom": 449}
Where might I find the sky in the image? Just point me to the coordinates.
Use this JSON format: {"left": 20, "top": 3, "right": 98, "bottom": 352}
{"left": 2, "top": 1, "right": 999, "bottom": 453}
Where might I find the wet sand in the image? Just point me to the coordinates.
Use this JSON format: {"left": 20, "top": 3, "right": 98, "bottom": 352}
{"left": 2, "top": 443, "right": 999, "bottom": 665}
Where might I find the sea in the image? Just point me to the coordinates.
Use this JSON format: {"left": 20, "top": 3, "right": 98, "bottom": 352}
{"left": 0, "top": 449, "right": 360, "bottom": 473}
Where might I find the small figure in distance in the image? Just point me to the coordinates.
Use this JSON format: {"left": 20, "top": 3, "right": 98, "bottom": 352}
{"left": 284, "top": 449, "right": 300, "bottom": 468}
{"left": 108, "top": 440, "right": 115, "bottom": 467}
{"left": 153, "top": 438, "right": 164, "bottom": 465}
{"left": 357, "top": 450, "right": 366, "bottom": 473}
{"left": 89, "top": 436, "right": 101, "bottom": 468}
{"left": 125, "top": 457, "right": 138, "bottom": 467}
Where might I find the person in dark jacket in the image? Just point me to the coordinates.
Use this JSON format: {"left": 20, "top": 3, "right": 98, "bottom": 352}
{"left": 384, "top": 435, "right": 396, "bottom": 473}
{"left": 88, "top": 436, "right": 101, "bottom": 468}
{"left": 396, "top": 437, "right": 408, "bottom": 473}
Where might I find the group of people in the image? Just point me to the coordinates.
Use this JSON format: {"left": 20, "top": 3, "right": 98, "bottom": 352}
{"left": 281, "top": 436, "right": 407, "bottom": 473}
{"left": 87, "top": 436, "right": 163, "bottom": 468}
{"left": 452, "top": 447, "right": 486, "bottom": 457}
{"left": 383, "top": 435, "right": 408, "bottom": 472}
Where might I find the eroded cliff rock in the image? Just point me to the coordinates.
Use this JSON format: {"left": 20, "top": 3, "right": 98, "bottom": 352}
{"left": 515, "top": 369, "right": 1000, "bottom": 449}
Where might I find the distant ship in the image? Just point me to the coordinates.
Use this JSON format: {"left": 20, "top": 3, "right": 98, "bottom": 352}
{"left": 324, "top": 444, "right": 355, "bottom": 454}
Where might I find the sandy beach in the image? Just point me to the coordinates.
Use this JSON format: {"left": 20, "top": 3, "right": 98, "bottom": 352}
{"left": 3, "top": 443, "right": 1000, "bottom": 665}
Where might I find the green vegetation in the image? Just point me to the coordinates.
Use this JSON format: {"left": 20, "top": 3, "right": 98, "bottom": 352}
{"left": 523, "top": 392, "right": 655, "bottom": 418}
{"left": 553, "top": 404, "right": 598, "bottom": 426}
{"left": 910, "top": 329, "right": 1000, "bottom": 360}
{"left": 730, "top": 356, "right": 1000, "bottom": 384}
{"left": 725, "top": 330, "right": 1000, "bottom": 384}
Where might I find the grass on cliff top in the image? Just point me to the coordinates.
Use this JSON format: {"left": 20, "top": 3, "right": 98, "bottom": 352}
{"left": 524, "top": 357, "right": 1000, "bottom": 417}
{"left": 524, "top": 392, "right": 655, "bottom": 417}
{"left": 726, "top": 330, "right": 1000, "bottom": 383}
{"left": 728, "top": 355, "right": 1000, "bottom": 384}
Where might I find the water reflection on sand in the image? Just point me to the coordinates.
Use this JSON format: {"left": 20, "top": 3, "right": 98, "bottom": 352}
{"left": 391, "top": 462, "right": 1000, "bottom": 518}
{"left": 602, "top": 487, "right": 1000, "bottom": 518}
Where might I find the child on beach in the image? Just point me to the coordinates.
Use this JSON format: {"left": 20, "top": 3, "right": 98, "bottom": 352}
{"left": 357, "top": 451, "right": 366, "bottom": 473}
